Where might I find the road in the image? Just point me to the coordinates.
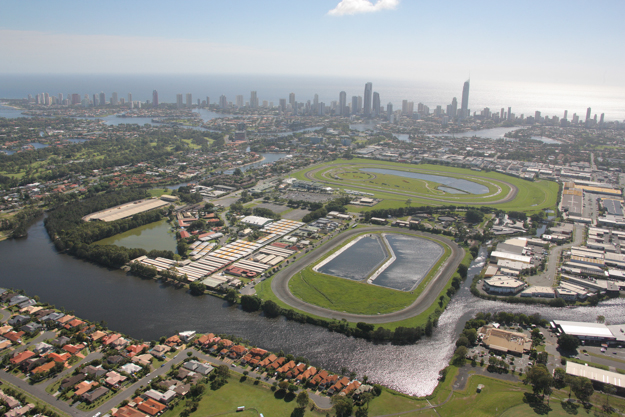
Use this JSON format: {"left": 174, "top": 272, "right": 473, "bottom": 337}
{"left": 527, "top": 223, "right": 584, "bottom": 287}
{"left": 303, "top": 162, "right": 520, "bottom": 206}
{"left": 270, "top": 226, "right": 464, "bottom": 323}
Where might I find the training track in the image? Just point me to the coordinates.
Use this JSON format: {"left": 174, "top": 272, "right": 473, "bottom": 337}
{"left": 270, "top": 227, "right": 464, "bottom": 324}
{"left": 303, "top": 162, "right": 519, "bottom": 205}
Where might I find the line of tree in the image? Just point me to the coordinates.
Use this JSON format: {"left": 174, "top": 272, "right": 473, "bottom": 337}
{"left": 0, "top": 207, "right": 43, "bottom": 238}
{"left": 44, "top": 189, "right": 175, "bottom": 268}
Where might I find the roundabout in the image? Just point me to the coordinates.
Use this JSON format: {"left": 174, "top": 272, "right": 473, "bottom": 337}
{"left": 269, "top": 226, "right": 464, "bottom": 324}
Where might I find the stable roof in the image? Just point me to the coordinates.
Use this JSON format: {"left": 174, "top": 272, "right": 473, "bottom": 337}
{"left": 566, "top": 362, "right": 623, "bottom": 387}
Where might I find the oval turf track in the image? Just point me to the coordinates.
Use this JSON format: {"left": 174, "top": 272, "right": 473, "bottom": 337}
{"left": 270, "top": 227, "right": 464, "bottom": 324}
{"left": 304, "top": 162, "right": 519, "bottom": 205}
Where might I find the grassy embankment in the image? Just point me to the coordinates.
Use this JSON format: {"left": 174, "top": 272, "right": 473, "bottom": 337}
{"left": 287, "top": 232, "right": 451, "bottom": 315}
{"left": 292, "top": 159, "right": 558, "bottom": 214}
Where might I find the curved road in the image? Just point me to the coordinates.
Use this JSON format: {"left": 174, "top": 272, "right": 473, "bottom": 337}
{"left": 270, "top": 227, "right": 464, "bottom": 324}
{"left": 303, "top": 162, "right": 520, "bottom": 205}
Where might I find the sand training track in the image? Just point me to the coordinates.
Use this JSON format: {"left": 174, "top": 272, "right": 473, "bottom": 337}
{"left": 270, "top": 227, "right": 464, "bottom": 324}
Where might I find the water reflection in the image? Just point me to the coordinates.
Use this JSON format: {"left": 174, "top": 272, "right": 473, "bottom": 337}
{"left": 362, "top": 168, "right": 489, "bottom": 194}
{"left": 1, "top": 224, "right": 623, "bottom": 397}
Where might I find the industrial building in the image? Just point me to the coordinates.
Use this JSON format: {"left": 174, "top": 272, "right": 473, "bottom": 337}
{"left": 483, "top": 276, "right": 525, "bottom": 295}
{"left": 566, "top": 362, "right": 624, "bottom": 393}
{"left": 552, "top": 320, "right": 617, "bottom": 342}
{"left": 478, "top": 325, "right": 532, "bottom": 355}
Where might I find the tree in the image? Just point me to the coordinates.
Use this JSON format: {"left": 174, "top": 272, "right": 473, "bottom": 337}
{"left": 288, "top": 384, "right": 298, "bottom": 394}
{"left": 596, "top": 315, "right": 605, "bottom": 323}
{"left": 331, "top": 395, "right": 353, "bottom": 417}
{"left": 189, "top": 281, "right": 206, "bottom": 296}
{"left": 572, "top": 377, "right": 594, "bottom": 403}
{"left": 603, "top": 384, "right": 616, "bottom": 409}
{"left": 557, "top": 334, "right": 579, "bottom": 352}
{"left": 525, "top": 364, "right": 553, "bottom": 399}
{"left": 278, "top": 380, "right": 289, "bottom": 391}
{"left": 296, "top": 391, "right": 309, "bottom": 408}
{"left": 452, "top": 346, "right": 468, "bottom": 366}
{"left": 465, "top": 210, "right": 484, "bottom": 224}
{"left": 240, "top": 295, "right": 262, "bottom": 312}
{"left": 262, "top": 300, "right": 281, "bottom": 318}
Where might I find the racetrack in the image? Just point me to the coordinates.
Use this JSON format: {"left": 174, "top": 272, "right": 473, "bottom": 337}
{"left": 303, "top": 162, "right": 519, "bottom": 205}
{"left": 270, "top": 227, "right": 464, "bottom": 324}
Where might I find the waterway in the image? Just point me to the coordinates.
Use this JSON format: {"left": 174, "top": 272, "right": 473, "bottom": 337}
{"left": 94, "top": 219, "right": 178, "bottom": 253}
{"left": 372, "top": 235, "right": 444, "bottom": 292}
{"left": 1, "top": 221, "right": 624, "bottom": 396}
{"left": 362, "top": 168, "right": 490, "bottom": 195}
{"left": 317, "top": 234, "right": 387, "bottom": 281}
{"left": 0, "top": 104, "right": 31, "bottom": 118}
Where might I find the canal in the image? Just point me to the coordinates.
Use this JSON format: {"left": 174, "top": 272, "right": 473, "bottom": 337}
{"left": 1, "top": 221, "right": 624, "bottom": 396}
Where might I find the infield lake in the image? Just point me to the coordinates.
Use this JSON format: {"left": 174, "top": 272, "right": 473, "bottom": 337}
{"left": 362, "top": 168, "right": 490, "bottom": 194}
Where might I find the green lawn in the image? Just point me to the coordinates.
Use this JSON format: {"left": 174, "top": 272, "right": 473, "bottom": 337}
{"left": 289, "top": 268, "right": 418, "bottom": 315}
{"left": 293, "top": 159, "right": 558, "bottom": 214}
{"left": 161, "top": 376, "right": 324, "bottom": 417}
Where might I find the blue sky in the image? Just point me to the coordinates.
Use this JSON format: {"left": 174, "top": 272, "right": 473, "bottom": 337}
{"left": 1, "top": 0, "right": 624, "bottom": 86}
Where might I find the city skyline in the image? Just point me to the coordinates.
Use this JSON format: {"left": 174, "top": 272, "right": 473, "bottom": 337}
{"left": 22, "top": 79, "right": 612, "bottom": 125}
{"left": 1, "top": 1, "right": 624, "bottom": 88}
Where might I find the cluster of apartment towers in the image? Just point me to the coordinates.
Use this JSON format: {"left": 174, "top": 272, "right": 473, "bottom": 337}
{"left": 169, "top": 81, "right": 472, "bottom": 122}
{"left": 27, "top": 80, "right": 472, "bottom": 121}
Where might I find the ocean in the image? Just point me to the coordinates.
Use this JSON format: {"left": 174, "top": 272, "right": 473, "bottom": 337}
{"left": 1, "top": 74, "right": 624, "bottom": 121}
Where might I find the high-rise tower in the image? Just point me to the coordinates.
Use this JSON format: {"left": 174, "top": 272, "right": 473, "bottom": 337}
{"left": 372, "top": 92, "right": 380, "bottom": 117}
{"left": 339, "top": 91, "right": 347, "bottom": 116}
{"left": 152, "top": 90, "right": 159, "bottom": 108}
{"left": 364, "top": 82, "right": 372, "bottom": 117}
{"left": 460, "top": 80, "right": 470, "bottom": 119}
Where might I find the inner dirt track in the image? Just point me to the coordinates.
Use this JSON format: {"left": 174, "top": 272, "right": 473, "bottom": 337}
{"left": 270, "top": 227, "right": 464, "bottom": 324}
{"left": 304, "top": 162, "right": 519, "bottom": 205}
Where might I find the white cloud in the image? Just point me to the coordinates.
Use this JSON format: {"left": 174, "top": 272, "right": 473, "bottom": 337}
{"left": 328, "top": 0, "right": 399, "bottom": 16}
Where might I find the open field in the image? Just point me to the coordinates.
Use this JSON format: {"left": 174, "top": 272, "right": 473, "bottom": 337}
{"left": 292, "top": 159, "right": 558, "bottom": 214}
{"left": 288, "top": 232, "right": 451, "bottom": 315}
{"left": 161, "top": 375, "right": 324, "bottom": 417}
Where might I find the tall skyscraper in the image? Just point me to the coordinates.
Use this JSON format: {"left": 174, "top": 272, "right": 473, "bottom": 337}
{"left": 339, "top": 91, "right": 347, "bottom": 116}
{"left": 507, "top": 107, "right": 512, "bottom": 120}
{"left": 186, "top": 93, "right": 192, "bottom": 108}
{"left": 250, "top": 91, "right": 258, "bottom": 108}
{"left": 313, "top": 94, "right": 319, "bottom": 114}
{"left": 460, "top": 80, "right": 470, "bottom": 119}
{"left": 152, "top": 90, "right": 159, "bottom": 108}
{"left": 128, "top": 93, "right": 132, "bottom": 105}
{"left": 363, "top": 82, "right": 372, "bottom": 117}
{"left": 289, "top": 93, "right": 295, "bottom": 106}
{"left": 176, "top": 94, "right": 183, "bottom": 108}
{"left": 600, "top": 113, "right": 605, "bottom": 125}
{"left": 236, "top": 95, "right": 244, "bottom": 108}
{"left": 92, "top": 94, "right": 98, "bottom": 106}
{"left": 500, "top": 108, "right": 505, "bottom": 119}
{"left": 71, "top": 94, "right": 81, "bottom": 105}
{"left": 563, "top": 110, "right": 568, "bottom": 120}
{"left": 372, "top": 92, "right": 380, "bottom": 117}
{"left": 357, "top": 96, "right": 362, "bottom": 113}
{"left": 387, "top": 102, "right": 393, "bottom": 121}
{"left": 585, "top": 107, "right": 592, "bottom": 123}
{"left": 111, "top": 92, "right": 118, "bottom": 106}
{"left": 219, "top": 95, "right": 227, "bottom": 109}
{"left": 206, "top": 97, "right": 210, "bottom": 107}
{"left": 351, "top": 96, "right": 359, "bottom": 115}
{"left": 279, "top": 98, "right": 287, "bottom": 112}
{"left": 58, "top": 93, "right": 63, "bottom": 103}
{"left": 99, "top": 92, "right": 106, "bottom": 107}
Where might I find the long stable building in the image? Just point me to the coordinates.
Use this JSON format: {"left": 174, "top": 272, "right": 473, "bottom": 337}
{"left": 83, "top": 197, "right": 172, "bottom": 222}
{"left": 131, "top": 219, "right": 304, "bottom": 282}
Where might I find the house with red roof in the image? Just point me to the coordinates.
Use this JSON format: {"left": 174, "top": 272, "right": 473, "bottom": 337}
{"left": 10, "top": 350, "right": 36, "bottom": 365}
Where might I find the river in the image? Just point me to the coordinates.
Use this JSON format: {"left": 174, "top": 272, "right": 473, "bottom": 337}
{"left": 1, "top": 222, "right": 624, "bottom": 396}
